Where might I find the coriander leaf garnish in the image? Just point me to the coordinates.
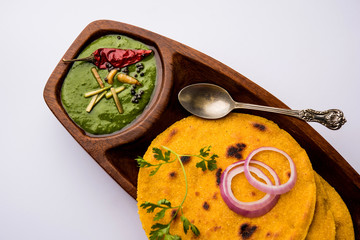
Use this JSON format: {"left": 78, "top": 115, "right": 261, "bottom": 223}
{"left": 157, "top": 199, "right": 172, "bottom": 208}
{"left": 152, "top": 147, "right": 171, "bottom": 162}
{"left": 199, "top": 146, "right": 210, "bottom": 157}
{"left": 164, "top": 235, "right": 181, "bottom": 240}
{"left": 140, "top": 199, "right": 171, "bottom": 214}
{"left": 191, "top": 223, "right": 200, "bottom": 236}
{"left": 149, "top": 165, "right": 162, "bottom": 176}
{"left": 181, "top": 215, "right": 200, "bottom": 236}
{"left": 136, "top": 148, "right": 175, "bottom": 176}
{"left": 135, "top": 157, "right": 155, "bottom": 168}
{"left": 140, "top": 199, "right": 173, "bottom": 221}
{"left": 193, "top": 146, "right": 219, "bottom": 171}
{"left": 138, "top": 145, "right": 219, "bottom": 239}
{"left": 154, "top": 208, "right": 167, "bottom": 221}
{"left": 149, "top": 223, "right": 181, "bottom": 240}
{"left": 195, "top": 160, "right": 207, "bottom": 171}
{"left": 181, "top": 215, "right": 190, "bottom": 234}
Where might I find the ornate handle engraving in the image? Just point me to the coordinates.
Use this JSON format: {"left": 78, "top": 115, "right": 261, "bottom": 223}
{"left": 235, "top": 103, "right": 346, "bottom": 130}
{"left": 298, "top": 109, "right": 346, "bottom": 130}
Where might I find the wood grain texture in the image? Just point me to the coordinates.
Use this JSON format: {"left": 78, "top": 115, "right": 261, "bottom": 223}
{"left": 43, "top": 20, "right": 359, "bottom": 238}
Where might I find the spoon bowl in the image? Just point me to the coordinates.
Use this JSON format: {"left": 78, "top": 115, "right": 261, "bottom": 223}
{"left": 178, "top": 83, "right": 235, "bottom": 119}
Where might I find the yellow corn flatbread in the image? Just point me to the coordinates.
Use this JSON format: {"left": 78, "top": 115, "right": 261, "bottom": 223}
{"left": 137, "top": 113, "right": 316, "bottom": 240}
{"left": 305, "top": 173, "right": 336, "bottom": 240}
{"left": 318, "top": 175, "right": 355, "bottom": 240}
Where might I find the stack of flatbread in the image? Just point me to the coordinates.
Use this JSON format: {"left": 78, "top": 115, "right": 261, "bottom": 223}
{"left": 137, "top": 113, "right": 354, "bottom": 239}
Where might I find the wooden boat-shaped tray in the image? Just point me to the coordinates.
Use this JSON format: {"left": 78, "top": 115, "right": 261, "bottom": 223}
{"left": 43, "top": 20, "right": 360, "bottom": 237}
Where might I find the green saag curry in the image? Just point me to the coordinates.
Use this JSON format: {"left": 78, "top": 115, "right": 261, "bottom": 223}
{"left": 61, "top": 34, "right": 157, "bottom": 135}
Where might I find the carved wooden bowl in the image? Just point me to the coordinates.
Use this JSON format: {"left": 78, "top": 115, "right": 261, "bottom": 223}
{"left": 43, "top": 20, "right": 359, "bottom": 237}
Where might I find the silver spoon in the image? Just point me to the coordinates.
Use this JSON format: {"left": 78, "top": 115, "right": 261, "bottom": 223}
{"left": 178, "top": 83, "right": 346, "bottom": 130}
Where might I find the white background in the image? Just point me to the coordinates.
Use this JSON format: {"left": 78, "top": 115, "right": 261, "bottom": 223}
{"left": 1, "top": 0, "right": 359, "bottom": 239}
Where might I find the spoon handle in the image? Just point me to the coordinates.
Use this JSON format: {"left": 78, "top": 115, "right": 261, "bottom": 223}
{"left": 234, "top": 103, "right": 346, "bottom": 130}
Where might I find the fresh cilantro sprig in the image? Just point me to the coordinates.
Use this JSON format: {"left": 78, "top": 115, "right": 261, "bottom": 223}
{"left": 142, "top": 199, "right": 182, "bottom": 240}
{"left": 149, "top": 223, "right": 181, "bottom": 240}
{"left": 136, "top": 145, "right": 218, "bottom": 239}
{"left": 181, "top": 215, "right": 200, "bottom": 235}
{"left": 194, "top": 146, "right": 218, "bottom": 171}
{"left": 176, "top": 146, "right": 218, "bottom": 171}
{"left": 140, "top": 199, "right": 172, "bottom": 221}
{"left": 136, "top": 148, "right": 175, "bottom": 176}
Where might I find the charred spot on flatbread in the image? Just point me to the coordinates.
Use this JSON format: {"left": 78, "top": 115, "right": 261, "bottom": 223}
{"left": 266, "top": 232, "right": 279, "bottom": 238}
{"left": 169, "top": 171, "right": 177, "bottom": 178}
{"left": 239, "top": 223, "right": 257, "bottom": 239}
{"left": 216, "top": 168, "right": 222, "bottom": 185}
{"left": 203, "top": 201, "right": 210, "bottom": 210}
{"left": 212, "top": 226, "right": 222, "bottom": 232}
{"left": 180, "top": 156, "right": 191, "bottom": 164}
{"left": 212, "top": 192, "right": 218, "bottom": 199}
{"left": 227, "top": 143, "right": 246, "bottom": 159}
{"left": 170, "top": 209, "right": 178, "bottom": 221}
{"left": 164, "top": 128, "right": 178, "bottom": 143}
{"left": 169, "top": 128, "right": 178, "bottom": 137}
{"left": 253, "top": 123, "right": 266, "bottom": 131}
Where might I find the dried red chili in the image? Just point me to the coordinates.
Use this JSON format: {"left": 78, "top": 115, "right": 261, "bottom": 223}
{"left": 63, "top": 48, "right": 153, "bottom": 69}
